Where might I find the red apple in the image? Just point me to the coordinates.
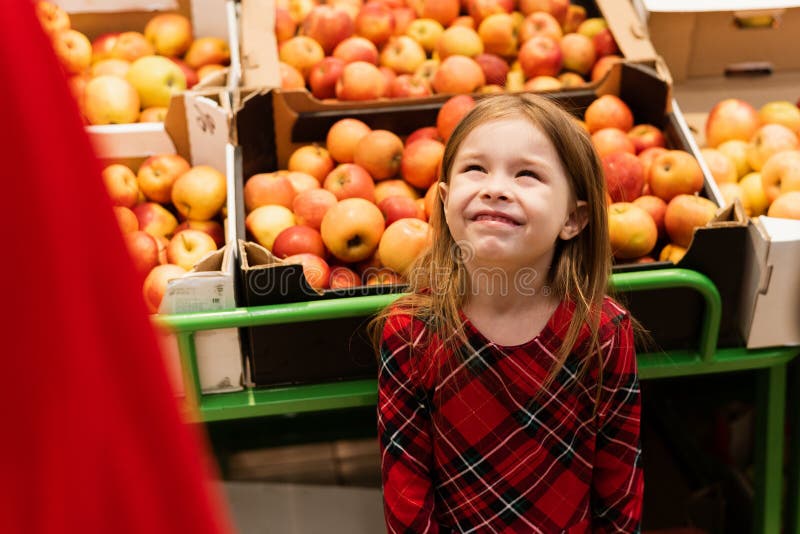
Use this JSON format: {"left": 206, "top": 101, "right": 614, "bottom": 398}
{"left": 388, "top": 74, "right": 433, "bottom": 98}
{"left": 136, "top": 154, "right": 191, "bottom": 204}
{"left": 292, "top": 188, "right": 339, "bottom": 229}
{"left": 632, "top": 195, "right": 667, "bottom": 239}
{"left": 166, "top": 229, "right": 218, "bottom": 270}
{"left": 133, "top": 202, "right": 178, "bottom": 238}
{"left": 563, "top": 4, "right": 587, "bottom": 34}
{"left": 590, "top": 54, "right": 622, "bottom": 82}
{"left": 143, "top": 264, "right": 187, "bottom": 314}
{"left": 664, "top": 195, "right": 719, "bottom": 248}
{"left": 272, "top": 225, "right": 327, "bottom": 258}
{"left": 184, "top": 36, "right": 230, "bottom": 69}
{"left": 378, "top": 218, "right": 432, "bottom": 274}
{"left": 279, "top": 35, "right": 325, "bottom": 78}
{"left": 364, "top": 267, "right": 404, "bottom": 285}
{"left": 518, "top": 12, "right": 562, "bottom": 43}
{"left": 379, "top": 66, "right": 398, "bottom": 90}
{"left": 244, "top": 172, "right": 297, "bottom": 211}
{"left": 333, "top": 36, "right": 379, "bottom": 64}
{"left": 627, "top": 124, "right": 666, "bottom": 154}
{"left": 329, "top": 265, "right": 362, "bottom": 288}
{"left": 560, "top": 32, "right": 595, "bottom": 76}
{"left": 308, "top": 56, "right": 346, "bottom": 99}
{"left": 477, "top": 13, "right": 518, "bottom": 57}
{"left": 327, "top": 118, "right": 372, "bottom": 164}
{"left": 168, "top": 57, "right": 199, "bottom": 88}
{"left": 393, "top": 7, "right": 417, "bottom": 35}
{"left": 324, "top": 163, "right": 376, "bottom": 201}
{"left": 174, "top": 219, "right": 226, "bottom": 248}
{"left": 437, "top": 94, "right": 476, "bottom": 141}
{"left": 354, "top": 130, "right": 404, "bottom": 180}
{"left": 518, "top": 0, "right": 568, "bottom": 22}
{"left": 592, "top": 27, "right": 619, "bottom": 58}
{"left": 518, "top": 36, "right": 562, "bottom": 78}
{"left": 473, "top": 53, "right": 509, "bottom": 86}
{"left": 35, "top": 1, "right": 70, "bottom": 36}
{"left": 320, "top": 197, "right": 386, "bottom": 262}
{"left": 602, "top": 152, "right": 645, "bottom": 202}
{"left": 638, "top": 146, "right": 668, "bottom": 183}
{"left": 705, "top": 98, "right": 761, "bottom": 148}
{"left": 432, "top": 55, "right": 485, "bottom": 94}
{"left": 406, "top": 126, "right": 443, "bottom": 146}
{"left": 401, "top": 138, "right": 445, "bottom": 189}
{"left": 114, "top": 206, "right": 139, "bottom": 235}
{"left": 375, "top": 179, "right": 422, "bottom": 203}
{"left": 649, "top": 150, "right": 705, "bottom": 202}
{"left": 585, "top": 95, "right": 634, "bottom": 133}
{"left": 302, "top": 5, "right": 355, "bottom": 54}
{"left": 468, "top": 0, "right": 513, "bottom": 25}
{"left": 592, "top": 127, "right": 635, "bottom": 157}
{"left": 379, "top": 195, "right": 427, "bottom": 225}
{"left": 102, "top": 163, "right": 139, "bottom": 208}
{"left": 284, "top": 253, "right": 332, "bottom": 290}
{"left": 91, "top": 33, "right": 120, "bottom": 63}
{"left": 408, "top": 0, "right": 460, "bottom": 26}
{"left": 335, "top": 61, "right": 388, "bottom": 100}
{"left": 125, "top": 230, "right": 161, "bottom": 275}
{"left": 607, "top": 202, "right": 658, "bottom": 260}
{"left": 275, "top": 6, "right": 298, "bottom": 43}
{"left": 109, "top": 31, "right": 154, "bottom": 62}
{"left": 356, "top": 2, "right": 396, "bottom": 46}
{"left": 288, "top": 144, "right": 335, "bottom": 183}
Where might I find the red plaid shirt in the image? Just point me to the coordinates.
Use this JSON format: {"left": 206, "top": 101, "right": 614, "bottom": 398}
{"left": 378, "top": 297, "right": 642, "bottom": 533}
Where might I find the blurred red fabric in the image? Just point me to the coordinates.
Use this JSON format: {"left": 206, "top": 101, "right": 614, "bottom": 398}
{"left": 0, "top": 3, "right": 233, "bottom": 533}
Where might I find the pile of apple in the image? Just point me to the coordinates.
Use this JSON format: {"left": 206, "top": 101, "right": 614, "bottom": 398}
{"left": 699, "top": 98, "right": 800, "bottom": 221}
{"left": 103, "top": 155, "right": 228, "bottom": 313}
{"left": 276, "top": 0, "right": 624, "bottom": 100}
{"left": 35, "top": 1, "right": 230, "bottom": 125}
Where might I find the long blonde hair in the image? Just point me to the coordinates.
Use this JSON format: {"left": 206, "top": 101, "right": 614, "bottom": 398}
{"left": 370, "top": 93, "right": 612, "bottom": 401}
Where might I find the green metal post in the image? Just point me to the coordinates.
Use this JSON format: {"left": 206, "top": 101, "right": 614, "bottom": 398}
{"left": 753, "top": 364, "right": 787, "bottom": 534}
{"left": 790, "top": 360, "right": 800, "bottom": 534}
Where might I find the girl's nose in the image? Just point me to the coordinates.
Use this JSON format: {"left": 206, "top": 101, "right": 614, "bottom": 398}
{"left": 479, "top": 174, "right": 512, "bottom": 201}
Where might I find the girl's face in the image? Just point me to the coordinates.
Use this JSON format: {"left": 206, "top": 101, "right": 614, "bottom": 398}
{"left": 439, "top": 117, "right": 587, "bottom": 276}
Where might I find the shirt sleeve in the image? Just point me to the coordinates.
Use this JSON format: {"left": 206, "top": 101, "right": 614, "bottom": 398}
{"left": 592, "top": 313, "right": 644, "bottom": 533}
{"left": 377, "top": 314, "right": 439, "bottom": 534}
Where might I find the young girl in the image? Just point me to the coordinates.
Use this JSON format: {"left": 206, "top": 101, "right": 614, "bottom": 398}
{"left": 372, "top": 93, "right": 643, "bottom": 533}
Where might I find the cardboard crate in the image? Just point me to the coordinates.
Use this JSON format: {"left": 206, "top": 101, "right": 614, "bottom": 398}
{"left": 96, "top": 89, "right": 245, "bottom": 395}
{"left": 239, "top": 0, "right": 660, "bottom": 94}
{"left": 233, "top": 62, "right": 749, "bottom": 387}
{"left": 634, "top": 1, "right": 800, "bottom": 348}
{"left": 55, "top": 0, "right": 237, "bottom": 159}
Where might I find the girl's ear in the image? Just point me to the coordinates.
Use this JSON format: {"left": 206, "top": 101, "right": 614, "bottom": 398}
{"left": 559, "top": 200, "right": 588, "bottom": 240}
{"left": 438, "top": 182, "right": 449, "bottom": 205}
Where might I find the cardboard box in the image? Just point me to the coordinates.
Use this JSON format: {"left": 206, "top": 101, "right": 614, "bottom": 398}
{"left": 54, "top": 0, "right": 237, "bottom": 159}
{"left": 234, "top": 62, "right": 749, "bottom": 381}
{"left": 239, "top": 0, "right": 660, "bottom": 95}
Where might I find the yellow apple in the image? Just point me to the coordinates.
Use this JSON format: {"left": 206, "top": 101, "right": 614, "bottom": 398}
{"left": 83, "top": 75, "right": 140, "bottom": 125}
{"left": 760, "top": 150, "right": 800, "bottom": 203}
{"left": 137, "top": 154, "right": 192, "bottom": 204}
{"left": 166, "top": 229, "right": 218, "bottom": 270}
{"left": 144, "top": 13, "right": 193, "bottom": 57}
{"left": 126, "top": 55, "right": 187, "bottom": 108}
{"left": 767, "top": 191, "right": 800, "bottom": 219}
{"left": 759, "top": 101, "right": 800, "bottom": 135}
{"left": 184, "top": 37, "right": 231, "bottom": 70}
{"left": 320, "top": 198, "right": 385, "bottom": 262}
{"left": 716, "top": 139, "right": 751, "bottom": 179}
{"left": 102, "top": 163, "right": 139, "bottom": 208}
{"left": 739, "top": 172, "right": 769, "bottom": 216}
{"left": 246, "top": 205, "right": 296, "bottom": 250}
{"left": 171, "top": 165, "right": 227, "bottom": 221}
{"left": 52, "top": 29, "right": 92, "bottom": 75}
{"left": 90, "top": 58, "right": 130, "bottom": 78}
{"left": 700, "top": 148, "right": 737, "bottom": 184}
{"left": 378, "top": 218, "right": 432, "bottom": 274}
{"left": 746, "top": 123, "right": 799, "bottom": 171}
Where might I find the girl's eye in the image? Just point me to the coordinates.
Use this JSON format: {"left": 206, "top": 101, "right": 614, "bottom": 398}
{"left": 517, "top": 170, "right": 540, "bottom": 180}
{"left": 464, "top": 164, "right": 485, "bottom": 173}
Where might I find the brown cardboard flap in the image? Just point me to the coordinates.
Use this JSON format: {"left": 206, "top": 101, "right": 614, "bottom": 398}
{"left": 239, "top": 240, "right": 282, "bottom": 270}
{"left": 710, "top": 198, "right": 748, "bottom": 227}
{"left": 241, "top": 0, "right": 280, "bottom": 89}
{"left": 238, "top": 240, "right": 326, "bottom": 303}
{"left": 595, "top": 0, "right": 658, "bottom": 64}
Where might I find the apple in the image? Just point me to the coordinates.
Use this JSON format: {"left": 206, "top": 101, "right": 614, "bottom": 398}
{"left": 364, "top": 267, "right": 404, "bottom": 285}
{"left": 102, "top": 164, "right": 139, "bottom": 208}
{"left": 174, "top": 220, "right": 225, "bottom": 248}
{"left": 638, "top": 146, "right": 668, "bottom": 184}
{"left": 321, "top": 197, "right": 386, "bottom": 262}
{"left": 91, "top": 33, "right": 120, "bottom": 63}
{"left": 286, "top": 171, "right": 320, "bottom": 193}
{"left": 155, "top": 236, "right": 169, "bottom": 264}
{"left": 432, "top": 55, "right": 485, "bottom": 94}
{"left": 380, "top": 36, "right": 427, "bottom": 74}
{"left": 329, "top": 265, "right": 362, "bottom": 288}
{"left": 627, "top": 124, "right": 666, "bottom": 154}
{"left": 607, "top": 202, "right": 657, "bottom": 260}
{"left": 91, "top": 58, "right": 130, "bottom": 78}
{"left": 767, "top": 191, "right": 800, "bottom": 219}
{"left": 505, "top": 70, "right": 525, "bottom": 91}
{"left": 705, "top": 98, "right": 761, "bottom": 148}
{"left": 523, "top": 76, "right": 560, "bottom": 91}
{"left": 649, "top": 150, "right": 704, "bottom": 202}
{"left": 308, "top": 56, "right": 346, "bottom": 99}
{"left": 467, "top": 0, "right": 513, "bottom": 25}
{"left": 408, "top": 0, "right": 460, "bottom": 26}
{"left": 379, "top": 218, "right": 431, "bottom": 274}
{"left": 716, "top": 139, "right": 752, "bottom": 179}
{"left": 126, "top": 55, "right": 186, "bottom": 108}
{"left": 554, "top": 72, "right": 583, "bottom": 88}
{"left": 436, "top": 26, "right": 484, "bottom": 59}
{"left": 246, "top": 205, "right": 296, "bottom": 250}
{"left": 576, "top": 17, "right": 606, "bottom": 38}
{"left": 67, "top": 74, "right": 89, "bottom": 110}
{"left": 139, "top": 107, "right": 168, "bottom": 123}
{"left": 518, "top": 0, "right": 568, "bottom": 22}
{"left": 760, "top": 150, "right": 800, "bottom": 203}
{"left": 759, "top": 100, "right": 800, "bottom": 134}
{"left": 272, "top": 226, "right": 327, "bottom": 258}
{"left": 556, "top": 4, "right": 584, "bottom": 32}
{"left": 293, "top": 188, "right": 338, "bottom": 229}
{"left": 168, "top": 57, "right": 199, "bottom": 88}
{"left": 196, "top": 64, "right": 227, "bottom": 83}
{"left": 356, "top": 249, "right": 383, "bottom": 275}
{"left": 388, "top": 74, "right": 433, "bottom": 98}
{"left": 518, "top": 12, "right": 562, "bottom": 43}
{"left": 333, "top": 36, "right": 379, "bottom": 64}
{"left": 472, "top": 53, "right": 509, "bottom": 86}
{"left": 664, "top": 194, "right": 718, "bottom": 248}
{"left": 284, "top": 253, "right": 332, "bottom": 290}
{"left": 477, "top": 13, "right": 517, "bottom": 57}
{"left": 133, "top": 202, "right": 179, "bottom": 238}
{"left": 401, "top": 138, "right": 445, "bottom": 189}
{"left": 590, "top": 54, "right": 622, "bottom": 82}
{"left": 171, "top": 165, "right": 227, "bottom": 221}
{"left": 329, "top": 0, "right": 361, "bottom": 20}
{"left": 184, "top": 36, "right": 230, "bottom": 69}
{"left": 356, "top": 2, "right": 396, "bottom": 46}
{"left": 244, "top": 172, "right": 297, "bottom": 211}
{"left": 166, "top": 229, "right": 217, "bottom": 271}
{"left": 354, "top": 130, "right": 404, "bottom": 180}
{"left": 137, "top": 154, "right": 191, "bottom": 204}
{"left": 717, "top": 182, "right": 752, "bottom": 215}
{"left": 450, "top": 16, "right": 476, "bottom": 28}
{"left": 275, "top": 6, "right": 298, "bottom": 43}
{"left": 114, "top": 206, "right": 139, "bottom": 234}
{"left": 591, "top": 127, "right": 635, "bottom": 157}
{"left": 279, "top": 61, "right": 306, "bottom": 90}
{"left": 52, "top": 29, "right": 92, "bottom": 75}
{"left": 415, "top": 198, "right": 428, "bottom": 220}
{"left": 83, "top": 75, "right": 140, "bottom": 125}
{"left": 659, "top": 244, "right": 687, "bottom": 264}
{"left": 559, "top": 32, "right": 595, "bottom": 75}
{"left": 632, "top": 195, "right": 667, "bottom": 239}
{"left": 700, "top": 148, "right": 737, "bottom": 185}
{"left": 591, "top": 28, "right": 619, "bottom": 58}
{"left": 379, "top": 66, "right": 398, "bottom": 91}
{"left": 375, "top": 179, "right": 421, "bottom": 204}
{"left": 302, "top": 5, "right": 355, "bottom": 54}
{"left": 110, "top": 31, "right": 154, "bottom": 62}
{"left": 585, "top": 95, "right": 633, "bottom": 133}
{"left": 143, "top": 264, "right": 187, "bottom": 314}
{"left": 35, "top": 1, "right": 70, "bottom": 36}
{"left": 518, "top": 36, "right": 562, "bottom": 78}
{"left": 280, "top": 0, "right": 317, "bottom": 23}
{"left": 327, "top": 118, "right": 372, "bottom": 164}
{"left": 288, "top": 144, "right": 335, "bottom": 183}
{"left": 746, "top": 123, "right": 799, "bottom": 171}
{"left": 415, "top": 58, "right": 440, "bottom": 85}
{"left": 603, "top": 152, "right": 645, "bottom": 202}
{"left": 406, "top": 18, "right": 445, "bottom": 53}
{"left": 279, "top": 36, "right": 325, "bottom": 78}
{"left": 324, "top": 163, "right": 376, "bottom": 201}
{"left": 379, "top": 195, "right": 427, "bottom": 225}
{"left": 437, "top": 94, "right": 476, "bottom": 141}
{"left": 406, "top": 126, "right": 443, "bottom": 146}
{"left": 739, "top": 172, "right": 770, "bottom": 216}
{"left": 335, "top": 61, "right": 387, "bottom": 100}
{"left": 144, "top": 13, "right": 193, "bottom": 57}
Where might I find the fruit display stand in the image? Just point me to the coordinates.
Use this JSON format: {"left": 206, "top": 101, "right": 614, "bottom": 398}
{"left": 155, "top": 267, "right": 800, "bottom": 533}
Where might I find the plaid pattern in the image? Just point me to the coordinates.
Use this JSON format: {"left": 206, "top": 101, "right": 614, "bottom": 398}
{"left": 378, "top": 297, "right": 643, "bottom": 533}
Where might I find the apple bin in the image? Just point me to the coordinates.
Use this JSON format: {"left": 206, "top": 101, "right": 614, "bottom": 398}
{"left": 228, "top": 61, "right": 753, "bottom": 388}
